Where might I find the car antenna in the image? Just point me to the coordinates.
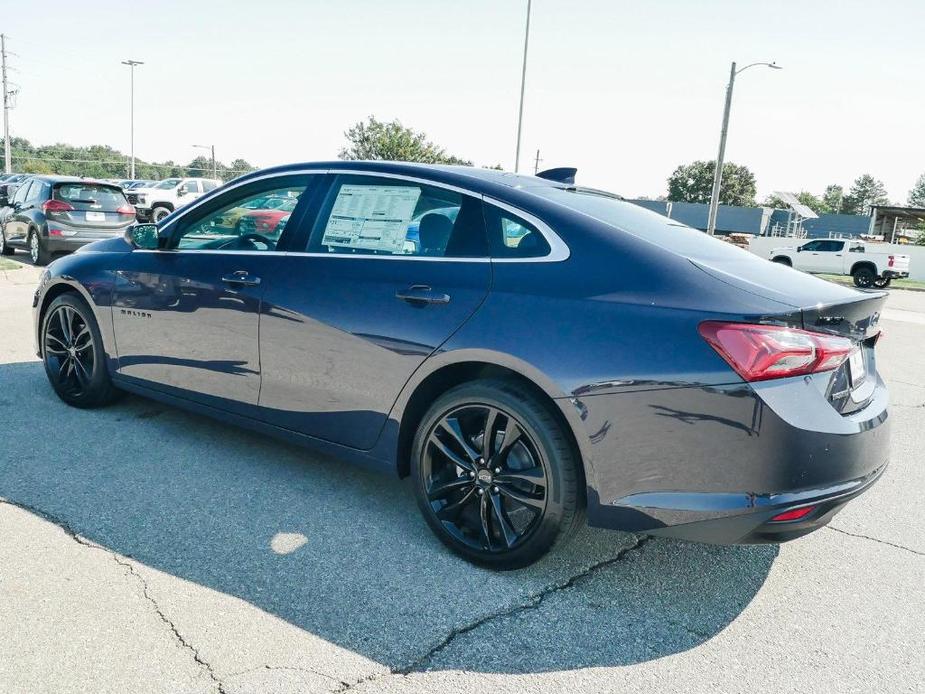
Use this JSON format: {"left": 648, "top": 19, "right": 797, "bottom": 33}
{"left": 535, "top": 167, "right": 577, "bottom": 185}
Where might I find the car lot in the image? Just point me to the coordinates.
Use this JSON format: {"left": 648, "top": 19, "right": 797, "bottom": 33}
{"left": 1, "top": 256, "right": 923, "bottom": 693}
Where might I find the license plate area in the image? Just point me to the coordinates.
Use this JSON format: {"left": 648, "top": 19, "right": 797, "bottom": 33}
{"left": 86, "top": 211, "right": 106, "bottom": 222}
{"left": 848, "top": 349, "right": 866, "bottom": 386}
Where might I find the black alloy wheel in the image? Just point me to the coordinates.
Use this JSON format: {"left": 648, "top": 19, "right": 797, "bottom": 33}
{"left": 413, "top": 381, "right": 582, "bottom": 569}
{"left": 853, "top": 267, "right": 875, "bottom": 288}
{"left": 42, "top": 294, "right": 120, "bottom": 408}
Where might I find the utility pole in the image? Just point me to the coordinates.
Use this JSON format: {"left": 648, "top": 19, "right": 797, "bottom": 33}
{"left": 533, "top": 149, "right": 542, "bottom": 174}
{"left": 706, "top": 60, "right": 781, "bottom": 236}
{"left": 514, "top": 0, "right": 532, "bottom": 172}
{"left": 193, "top": 144, "right": 216, "bottom": 178}
{"left": 1, "top": 34, "right": 12, "bottom": 174}
{"left": 121, "top": 59, "right": 143, "bottom": 179}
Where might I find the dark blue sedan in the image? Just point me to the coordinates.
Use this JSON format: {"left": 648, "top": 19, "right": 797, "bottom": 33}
{"left": 32, "top": 161, "right": 889, "bottom": 569}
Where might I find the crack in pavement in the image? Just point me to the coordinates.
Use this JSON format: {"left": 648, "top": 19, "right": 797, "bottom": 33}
{"left": 0, "top": 498, "right": 227, "bottom": 693}
{"left": 825, "top": 525, "right": 924, "bottom": 557}
{"left": 224, "top": 664, "right": 350, "bottom": 688}
{"left": 332, "top": 534, "right": 652, "bottom": 692}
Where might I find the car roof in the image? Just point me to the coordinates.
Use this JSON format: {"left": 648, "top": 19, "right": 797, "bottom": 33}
{"left": 231, "top": 161, "right": 569, "bottom": 198}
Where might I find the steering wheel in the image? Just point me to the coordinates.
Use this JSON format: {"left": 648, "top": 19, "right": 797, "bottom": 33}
{"left": 219, "top": 232, "right": 275, "bottom": 251}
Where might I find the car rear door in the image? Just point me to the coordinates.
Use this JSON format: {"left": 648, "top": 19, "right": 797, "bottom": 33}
{"left": 4, "top": 179, "right": 34, "bottom": 245}
{"left": 111, "top": 173, "right": 318, "bottom": 415}
{"left": 256, "top": 172, "right": 491, "bottom": 450}
{"left": 813, "top": 240, "right": 846, "bottom": 274}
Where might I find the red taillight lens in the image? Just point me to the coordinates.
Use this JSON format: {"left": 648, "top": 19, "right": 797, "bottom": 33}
{"left": 42, "top": 199, "right": 74, "bottom": 213}
{"left": 770, "top": 506, "right": 816, "bottom": 522}
{"left": 117, "top": 204, "right": 135, "bottom": 215}
{"left": 888, "top": 255, "right": 894, "bottom": 268}
{"left": 699, "top": 322, "right": 853, "bottom": 382}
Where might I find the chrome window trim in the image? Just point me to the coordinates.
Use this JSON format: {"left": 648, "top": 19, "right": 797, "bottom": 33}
{"left": 153, "top": 167, "right": 570, "bottom": 263}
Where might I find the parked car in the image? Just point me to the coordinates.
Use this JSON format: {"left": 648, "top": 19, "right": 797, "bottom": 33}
{"left": 125, "top": 177, "right": 222, "bottom": 222}
{"left": 33, "top": 162, "right": 890, "bottom": 569}
{"left": 0, "top": 176, "right": 136, "bottom": 264}
{"left": 770, "top": 238, "right": 911, "bottom": 288}
{"left": 123, "top": 180, "right": 156, "bottom": 190}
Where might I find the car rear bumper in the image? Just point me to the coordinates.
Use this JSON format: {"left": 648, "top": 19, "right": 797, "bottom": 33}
{"left": 573, "top": 372, "right": 890, "bottom": 545}
{"left": 43, "top": 227, "right": 131, "bottom": 253}
{"left": 883, "top": 270, "right": 909, "bottom": 279}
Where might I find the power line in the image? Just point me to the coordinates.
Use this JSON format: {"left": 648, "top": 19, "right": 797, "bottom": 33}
{"left": 4, "top": 153, "right": 254, "bottom": 174}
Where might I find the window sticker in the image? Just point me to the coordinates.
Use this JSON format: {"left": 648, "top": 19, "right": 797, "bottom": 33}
{"left": 322, "top": 185, "right": 422, "bottom": 253}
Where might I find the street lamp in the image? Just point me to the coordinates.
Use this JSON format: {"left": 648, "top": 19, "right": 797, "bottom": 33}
{"left": 706, "top": 61, "right": 782, "bottom": 236}
{"left": 193, "top": 144, "right": 216, "bottom": 179}
{"left": 514, "top": 0, "right": 532, "bottom": 172}
{"left": 121, "top": 59, "right": 143, "bottom": 179}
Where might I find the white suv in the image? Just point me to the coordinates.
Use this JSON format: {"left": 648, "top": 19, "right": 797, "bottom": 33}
{"left": 127, "top": 177, "right": 222, "bottom": 222}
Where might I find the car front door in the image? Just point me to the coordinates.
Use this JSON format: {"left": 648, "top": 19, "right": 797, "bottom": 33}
{"left": 5, "top": 179, "right": 34, "bottom": 245}
{"left": 797, "top": 240, "right": 824, "bottom": 272}
{"left": 256, "top": 173, "right": 492, "bottom": 450}
{"left": 111, "top": 174, "right": 317, "bottom": 414}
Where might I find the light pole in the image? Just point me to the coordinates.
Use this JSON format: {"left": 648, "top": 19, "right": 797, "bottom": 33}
{"left": 514, "top": 0, "right": 532, "bottom": 172}
{"left": 193, "top": 144, "right": 216, "bottom": 179}
{"left": 706, "top": 61, "right": 781, "bottom": 236}
{"left": 121, "top": 59, "right": 143, "bottom": 179}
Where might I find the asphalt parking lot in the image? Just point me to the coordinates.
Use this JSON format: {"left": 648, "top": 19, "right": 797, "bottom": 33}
{"left": 1, "top": 256, "right": 923, "bottom": 694}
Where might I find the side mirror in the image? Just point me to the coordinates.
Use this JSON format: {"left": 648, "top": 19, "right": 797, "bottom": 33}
{"left": 796, "top": 247, "right": 802, "bottom": 252}
{"left": 125, "top": 223, "right": 160, "bottom": 250}
{"left": 177, "top": 187, "right": 188, "bottom": 197}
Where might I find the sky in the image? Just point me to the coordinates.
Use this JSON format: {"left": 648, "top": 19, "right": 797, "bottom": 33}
{"left": 2, "top": 0, "right": 923, "bottom": 203}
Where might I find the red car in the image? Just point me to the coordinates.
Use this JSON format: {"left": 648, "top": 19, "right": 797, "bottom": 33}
{"left": 238, "top": 197, "right": 298, "bottom": 237}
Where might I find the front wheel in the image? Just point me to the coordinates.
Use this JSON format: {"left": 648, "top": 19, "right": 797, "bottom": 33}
{"left": 152, "top": 206, "right": 171, "bottom": 223}
{"left": 853, "top": 267, "right": 876, "bottom": 288}
{"left": 412, "top": 380, "right": 583, "bottom": 569}
{"left": 0, "top": 228, "right": 13, "bottom": 255}
{"left": 29, "top": 229, "right": 50, "bottom": 265}
{"left": 873, "top": 277, "right": 892, "bottom": 288}
{"left": 41, "top": 293, "right": 121, "bottom": 408}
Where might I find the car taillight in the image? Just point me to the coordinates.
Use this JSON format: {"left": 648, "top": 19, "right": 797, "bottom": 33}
{"left": 43, "top": 199, "right": 74, "bottom": 213}
{"left": 888, "top": 255, "right": 894, "bottom": 268}
{"left": 770, "top": 505, "right": 816, "bottom": 522}
{"left": 699, "top": 321, "right": 853, "bottom": 382}
{"left": 117, "top": 204, "right": 135, "bottom": 215}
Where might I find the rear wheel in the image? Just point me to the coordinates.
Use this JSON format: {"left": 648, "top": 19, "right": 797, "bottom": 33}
{"left": 29, "top": 228, "right": 50, "bottom": 265}
{"left": 0, "top": 228, "right": 13, "bottom": 255}
{"left": 852, "top": 266, "right": 875, "bottom": 288}
{"left": 873, "top": 277, "right": 892, "bottom": 288}
{"left": 412, "top": 380, "right": 582, "bottom": 569}
{"left": 152, "top": 206, "right": 171, "bottom": 223}
{"left": 41, "top": 293, "right": 120, "bottom": 408}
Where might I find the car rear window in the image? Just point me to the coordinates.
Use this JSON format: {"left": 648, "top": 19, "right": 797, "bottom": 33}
{"left": 54, "top": 183, "right": 128, "bottom": 211}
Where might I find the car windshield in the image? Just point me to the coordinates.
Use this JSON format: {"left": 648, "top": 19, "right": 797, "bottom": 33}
{"left": 153, "top": 178, "right": 182, "bottom": 190}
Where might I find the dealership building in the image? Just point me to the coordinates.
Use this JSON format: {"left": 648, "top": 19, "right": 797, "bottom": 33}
{"left": 629, "top": 199, "right": 925, "bottom": 243}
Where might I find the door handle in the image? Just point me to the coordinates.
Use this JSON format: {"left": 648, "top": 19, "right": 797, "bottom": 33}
{"left": 221, "top": 271, "right": 261, "bottom": 287}
{"left": 395, "top": 284, "right": 451, "bottom": 306}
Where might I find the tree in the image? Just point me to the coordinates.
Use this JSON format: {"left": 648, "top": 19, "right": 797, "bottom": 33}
{"left": 908, "top": 173, "right": 925, "bottom": 207}
{"left": 822, "top": 184, "right": 844, "bottom": 214}
{"left": 667, "top": 160, "right": 757, "bottom": 206}
{"left": 762, "top": 191, "right": 825, "bottom": 213}
{"left": 841, "top": 174, "right": 889, "bottom": 215}
{"left": 339, "top": 116, "right": 472, "bottom": 165}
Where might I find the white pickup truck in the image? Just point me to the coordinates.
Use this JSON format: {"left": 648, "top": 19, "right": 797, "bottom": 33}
{"left": 770, "top": 238, "right": 911, "bottom": 288}
{"left": 125, "top": 177, "right": 222, "bottom": 223}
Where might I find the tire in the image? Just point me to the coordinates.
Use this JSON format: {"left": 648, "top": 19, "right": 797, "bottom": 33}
{"left": 28, "top": 228, "right": 50, "bottom": 265}
{"left": 771, "top": 257, "right": 791, "bottom": 266}
{"left": 873, "top": 277, "right": 891, "bottom": 288}
{"left": 152, "top": 206, "right": 171, "bottom": 223}
{"left": 852, "top": 266, "right": 876, "bottom": 288}
{"left": 0, "top": 228, "right": 13, "bottom": 255}
{"left": 411, "top": 380, "right": 583, "bottom": 569}
{"left": 40, "top": 293, "right": 121, "bottom": 408}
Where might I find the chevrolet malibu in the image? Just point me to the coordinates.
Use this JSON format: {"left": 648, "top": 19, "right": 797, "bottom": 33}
{"left": 32, "top": 162, "right": 889, "bottom": 569}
